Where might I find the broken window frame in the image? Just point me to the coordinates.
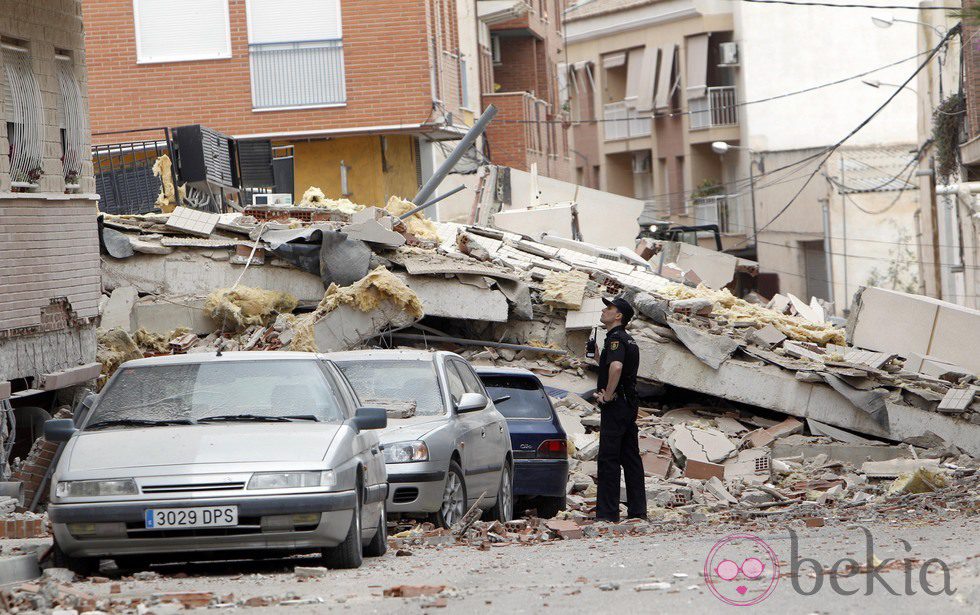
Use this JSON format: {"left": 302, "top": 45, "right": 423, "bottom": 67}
{"left": 55, "top": 52, "right": 86, "bottom": 189}
{"left": 2, "top": 42, "right": 44, "bottom": 189}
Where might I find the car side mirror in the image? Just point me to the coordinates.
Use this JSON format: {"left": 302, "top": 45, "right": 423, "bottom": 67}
{"left": 457, "top": 393, "right": 488, "bottom": 413}
{"left": 351, "top": 407, "right": 387, "bottom": 432}
{"left": 44, "top": 418, "right": 77, "bottom": 443}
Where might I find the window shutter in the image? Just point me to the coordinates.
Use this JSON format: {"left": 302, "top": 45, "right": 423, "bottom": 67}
{"left": 247, "top": 0, "right": 342, "bottom": 43}
{"left": 2, "top": 44, "right": 43, "bottom": 186}
{"left": 134, "top": 0, "right": 231, "bottom": 64}
{"left": 56, "top": 55, "right": 86, "bottom": 183}
{"left": 685, "top": 34, "right": 709, "bottom": 100}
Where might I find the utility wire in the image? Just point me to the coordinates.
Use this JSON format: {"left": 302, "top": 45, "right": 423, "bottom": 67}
{"left": 731, "top": 23, "right": 961, "bottom": 249}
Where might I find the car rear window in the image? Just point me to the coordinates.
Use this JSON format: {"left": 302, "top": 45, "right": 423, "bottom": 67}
{"left": 337, "top": 360, "right": 445, "bottom": 417}
{"left": 480, "top": 375, "right": 553, "bottom": 419}
{"left": 90, "top": 360, "right": 347, "bottom": 425}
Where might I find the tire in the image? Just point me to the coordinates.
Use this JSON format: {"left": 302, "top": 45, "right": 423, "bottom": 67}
{"left": 114, "top": 556, "right": 152, "bottom": 573}
{"left": 51, "top": 540, "right": 99, "bottom": 577}
{"left": 534, "top": 495, "right": 566, "bottom": 519}
{"left": 485, "top": 462, "right": 514, "bottom": 523}
{"left": 434, "top": 461, "right": 467, "bottom": 529}
{"left": 363, "top": 498, "right": 387, "bottom": 558}
{"left": 322, "top": 486, "right": 363, "bottom": 569}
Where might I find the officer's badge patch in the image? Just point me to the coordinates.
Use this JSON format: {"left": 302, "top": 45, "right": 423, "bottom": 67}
{"left": 610, "top": 341, "right": 620, "bottom": 350}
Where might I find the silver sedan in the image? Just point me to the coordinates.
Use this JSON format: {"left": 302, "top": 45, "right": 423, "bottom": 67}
{"left": 44, "top": 352, "right": 388, "bottom": 575}
{"left": 330, "top": 350, "right": 513, "bottom": 527}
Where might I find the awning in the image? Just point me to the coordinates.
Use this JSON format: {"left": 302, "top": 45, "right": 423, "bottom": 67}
{"left": 686, "top": 34, "right": 709, "bottom": 99}
{"left": 602, "top": 52, "right": 626, "bottom": 68}
{"left": 625, "top": 47, "right": 645, "bottom": 104}
{"left": 654, "top": 45, "right": 677, "bottom": 111}
{"left": 477, "top": 0, "right": 529, "bottom": 25}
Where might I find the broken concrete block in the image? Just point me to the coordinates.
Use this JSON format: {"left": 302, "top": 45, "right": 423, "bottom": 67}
{"left": 772, "top": 440, "right": 911, "bottom": 465}
{"left": 667, "top": 322, "right": 740, "bottom": 369}
{"left": 902, "top": 353, "right": 972, "bottom": 380}
{"left": 165, "top": 206, "right": 218, "bottom": 237}
{"left": 704, "top": 476, "right": 738, "bottom": 505}
{"left": 723, "top": 449, "right": 771, "bottom": 484}
{"left": 129, "top": 237, "right": 174, "bottom": 255}
{"left": 848, "top": 286, "right": 980, "bottom": 376}
{"left": 764, "top": 417, "right": 803, "bottom": 439}
{"left": 133, "top": 297, "right": 215, "bottom": 336}
{"left": 294, "top": 566, "right": 328, "bottom": 579}
{"left": 351, "top": 206, "right": 385, "bottom": 224}
{"left": 861, "top": 458, "right": 940, "bottom": 478}
{"left": 937, "top": 387, "right": 976, "bottom": 413}
{"left": 682, "top": 459, "right": 725, "bottom": 481}
{"left": 571, "top": 433, "right": 600, "bottom": 461}
{"left": 565, "top": 297, "right": 605, "bottom": 331}
{"left": 805, "top": 419, "right": 874, "bottom": 444}
{"left": 767, "top": 293, "right": 791, "bottom": 314}
{"left": 312, "top": 300, "right": 416, "bottom": 352}
{"left": 541, "top": 270, "right": 589, "bottom": 310}
{"left": 39, "top": 363, "right": 101, "bottom": 390}
{"left": 714, "top": 416, "right": 749, "bottom": 435}
{"left": 101, "top": 286, "right": 138, "bottom": 331}
{"left": 395, "top": 272, "right": 508, "bottom": 322}
{"left": 742, "top": 428, "right": 775, "bottom": 449}
{"left": 788, "top": 293, "right": 822, "bottom": 323}
{"left": 343, "top": 219, "right": 406, "bottom": 247}
{"left": 667, "top": 425, "right": 736, "bottom": 464}
{"left": 747, "top": 324, "right": 787, "bottom": 349}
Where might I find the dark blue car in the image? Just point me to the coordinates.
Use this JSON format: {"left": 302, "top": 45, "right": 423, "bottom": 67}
{"left": 476, "top": 367, "right": 568, "bottom": 518}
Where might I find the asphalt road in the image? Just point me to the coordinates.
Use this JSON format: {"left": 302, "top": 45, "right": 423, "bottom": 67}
{"left": 39, "top": 515, "right": 979, "bottom": 614}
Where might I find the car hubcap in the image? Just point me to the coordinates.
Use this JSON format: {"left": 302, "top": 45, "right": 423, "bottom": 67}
{"left": 501, "top": 467, "right": 513, "bottom": 521}
{"left": 442, "top": 472, "right": 464, "bottom": 526}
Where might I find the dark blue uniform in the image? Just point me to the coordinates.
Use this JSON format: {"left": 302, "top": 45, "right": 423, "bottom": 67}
{"left": 595, "top": 325, "right": 646, "bottom": 521}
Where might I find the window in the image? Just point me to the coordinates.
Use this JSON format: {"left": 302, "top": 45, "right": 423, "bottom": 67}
{"left": 480, "top": 375, "right": 553, "bottom": 419}
{"left": 1, "top": 42, "right": 43, "bottom": 187}
{"left": 444, "top": 363, "right": 466, "bottom": 404}
{"left": 451, "top": 360, "right": 485, "bottom": 395}
{"left": 246, "top": 0, "right": 346, "bottom": 110}
{"left": 55, "top": 53, "right": 85, "bottom": 187}
{"left": 337, "top": 360, "right": 446, "bottom": 417}
{"left": 133, "top": 0, "right": 231, "bottom": 64}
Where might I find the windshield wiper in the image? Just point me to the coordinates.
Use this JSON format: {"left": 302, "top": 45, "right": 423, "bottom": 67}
{"left": 86, "top": 418, "right": 195, "bottom": 430}
{"left": 198, "top": 414, "right": 297, "bottom": 423}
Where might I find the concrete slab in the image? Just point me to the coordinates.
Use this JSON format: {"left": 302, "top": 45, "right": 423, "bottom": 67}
{"left": 0, "top": 552, "right": 40, "bottom": 586}
{"left": 165, "top": 206, "right": 218, "bottom": 237}
{"left": 747, "top": 324, "right": 787, "bottom": 349}
{"left": 312, "top": 300, "right": 417, "bottom": 352}
{"left": 658, "top": 242, "right": 737, "bottom": 289}
{"left": 937, "top": 387, "right": 975, "bottom": 413}
{"left": 565, "top": 297, "right": 604, "bottom": 330}
{"left": 723, "top": 449, "right": 771, "bottom": 484}
{"left": 100, "top": 286, "right": 138, "bottom": 331}
{"left": 861, "top": 458, "right": 940, "bottom": 478}
{"left": 395, "top": 273, "right": 509, "bottom": 322}
{"left": 132, "top": 298, "right": 216, "bottom": 335}
{"left": 636, "top": 337, "right": 980, "bottom": 457}
{"left": 343, "top": 219, "right": 406, "bottom": 247}
{"left": 667, "top": 424, "right": 737, "bottom": 463}
{"left": 806, "top": 418, "right": 875, "bottom": 444}
{"left": 39, "top": 363, "right": 101, "bottom": 390}
{"left": 772, "top": 441, "right": 912, "bottom": 465}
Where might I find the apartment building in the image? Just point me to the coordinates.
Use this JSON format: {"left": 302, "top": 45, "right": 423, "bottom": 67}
{"left": 1, "top": 0, "right": 101, "bottom": 440}
{"left": 566, "top": 0, "right": 921, "bottom": 307}
{"left": 83, "top": 0, "right": 480, "bottom": 208}
{"left": 478, "top": 0, "right": 573, "bottom": 181}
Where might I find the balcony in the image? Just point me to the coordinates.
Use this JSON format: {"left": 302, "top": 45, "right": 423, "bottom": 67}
{"left": 249, "top": 39, "right": 346, "bottom": 111}
{"left": 689, "top": 87, "right": 737, "bottom": 130}
{"left": 692, "top": 195, "right": 736, "bottom": 233}
{"left": 603, "top": 98, "right": 651, "bottom": 141}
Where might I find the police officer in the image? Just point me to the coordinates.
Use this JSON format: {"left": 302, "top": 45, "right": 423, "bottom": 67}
{"left": 593, "top": 296, "right": 646, "bottom": 522}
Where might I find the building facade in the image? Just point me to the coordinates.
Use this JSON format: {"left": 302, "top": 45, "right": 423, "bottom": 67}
{"left": 479, "top": 0, "right": 573, "bottom": 181}
{"left": 566, "top": 0, "right": 922, "bottom": 310}
{"left": 83, "top": 0, "right": 478, "bottom": 207}
{"left": 1, "top": 0, "right": 100, "bottom": 444}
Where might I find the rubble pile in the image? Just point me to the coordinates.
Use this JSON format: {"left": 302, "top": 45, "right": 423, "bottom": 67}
{"left": 95, "top": 189, "right": 980, "bottom": 456}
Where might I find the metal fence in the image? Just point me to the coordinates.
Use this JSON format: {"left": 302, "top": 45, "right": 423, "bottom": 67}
{"left": 92, "top": 128, "right": 174, "bottom": 215}
{"left": 603, "top": 97, "right": 651, "bottom": 140}
{"left": 692, "top": 195, "right": 735, "bottom": 233}
{"left": 249, "top": 39, "right": 346, "bottom": 109}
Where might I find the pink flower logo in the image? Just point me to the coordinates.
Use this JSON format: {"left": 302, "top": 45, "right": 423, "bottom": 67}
{"left": 704, "top": 534, "right": 780, "bottom": 606}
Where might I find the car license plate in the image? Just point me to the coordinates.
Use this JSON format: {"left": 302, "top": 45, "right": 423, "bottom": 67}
{"left": 144, "top": 506, "right": 238, "bottom": 529}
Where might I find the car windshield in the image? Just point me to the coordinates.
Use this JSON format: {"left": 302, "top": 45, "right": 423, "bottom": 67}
{"left": 87, "top": 360, "right": 347, "bottom": 427}
{"left": 480, "top": 375, "right": 553, "bottom": 419}
{"left": 337, "top": 360, "right": 445, "bottom": 417}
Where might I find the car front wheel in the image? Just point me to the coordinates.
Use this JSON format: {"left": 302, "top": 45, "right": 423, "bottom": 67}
{"left": 363, "top": 499, "right": 387, "bottom": 557}
{"left": 434, "top": 461, "right": 467, "bottom": 529}
{"left": 322, "top": 487, "right": 363, "bottom": 569}
{"left": 486, "top": 462, "right": 513, "bottom": 523}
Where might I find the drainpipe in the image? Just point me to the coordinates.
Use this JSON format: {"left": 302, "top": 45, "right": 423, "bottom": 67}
{"left": 820, "top": 197, "right": 835, "bottom": 308}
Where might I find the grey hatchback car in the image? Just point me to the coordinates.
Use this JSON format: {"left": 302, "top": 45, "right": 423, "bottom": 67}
{"left": 329, "top": 350, "right": 513, "bottom": 528}
{"left": 44, "top": 352, "right": 388, "bottom": 574}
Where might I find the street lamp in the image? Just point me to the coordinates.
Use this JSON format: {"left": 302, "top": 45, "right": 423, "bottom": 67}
{"left": 862, "top": 79, "right": 917, "bottom": 94}
{"left": 711, "top": 141, "right": 760, "bottom": 249}
{"left": 871, "top": 15, "right": 946, "bottom": 37}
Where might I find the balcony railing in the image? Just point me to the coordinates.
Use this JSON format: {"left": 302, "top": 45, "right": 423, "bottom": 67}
{"left": 689, "top": 86, "right": 738, "bottom": 130}
{"left": 249, "top": 39, "right": 346, "bottom": 110}
{"left": 692, "top": 195, "right": 735, "bottom": 233}
{"left": 603, "top": 97, "right": 651, "bottom": 140}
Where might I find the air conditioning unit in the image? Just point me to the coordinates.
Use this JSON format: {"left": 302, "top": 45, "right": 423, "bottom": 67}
{"left": 632, "top": 152, "right": 652, "bottom": 174}
{"left": 719, "top": 42, "right": 739, "bottom": 67}
{"left": 252, "top": 193, "right": 293, "bottom": 206}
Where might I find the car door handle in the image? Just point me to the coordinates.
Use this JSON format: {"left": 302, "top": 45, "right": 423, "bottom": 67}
{"left": 371, "top": 447, "right": 380, "bottom": 455}
{"left": 481, "top": 428, "right": 486, "bottom": 438}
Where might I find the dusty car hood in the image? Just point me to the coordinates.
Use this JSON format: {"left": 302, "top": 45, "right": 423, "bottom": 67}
{"left": 379, "top": 415, "right": 448, "bottom": 444}
{"left": 64, "top": 424, "right": 342, "bottom": 471}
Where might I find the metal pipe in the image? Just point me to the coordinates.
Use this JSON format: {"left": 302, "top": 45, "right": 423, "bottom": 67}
{"left": 399, "top": 184, "right": 466, "bottom": 220}
{"left": 412, "top": 104, "right": 497, "bottom": 205}
{"left": 384, "top": 333, "right": 568, "bottom": 356}
{"left": 820, "top": 197, "right": 835, "bottom": 308}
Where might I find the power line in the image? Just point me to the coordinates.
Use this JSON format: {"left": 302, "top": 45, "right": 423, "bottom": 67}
{"left": 731, "top": 23, "right": 961, "bottom": 249}
{"left": 728, "top": 0, "right": 957, "bottom": 9}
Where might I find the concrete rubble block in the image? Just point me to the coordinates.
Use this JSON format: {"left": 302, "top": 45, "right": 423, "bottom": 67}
{"left": 343, "top": 219, "right": 406, "bottom": 247}
{"left": 902, "top": 353, "right": 973, "bottom": 379}
{"left": 313, "top": 300, "right": 417, "bottom": 352}
{"left": 100, "top": 286, "right": 138, "bottom": 331}
{"left": 847, "top": 286, "right": 980, "bottom": 376}
{"left": 565, "top": 297, "right": 605, "bottom": 331}
{"left": 133, "top": 297, "right": 216, "bottom": 336}
{"left": 861, "top": 458, "right": 941, "bottom": 478}
{"left": 658, "top": 242, "right": 739, "bottom": 289}
{"left": 495, "top": 278, "right": 533, "bottom": 321}
{"left": 165, "top": 206, "right": 219, "bottom": 237}
{"left": 682, "top": 459, "right": 725, "bottom": 481}
{"left": 39, "top": 363, "right": 101, "bottom": 390}
{"left": 394, "top": 272, "right": 508, "bottom": 322}
{"left": 42, "top": 568, "right": 76, "bottom": 583}
{"left": 714, "top": 416, "right": 749, "bottom": 435}
{"left": 764, "top": 417, "right": 804, "bottom": 439}
{"left": 129, "top": 236, "right": 174, "bottom": 255}
{"left": 741, "top": 428, "right": 775, "bottom": 449}
{"left": 772, "top": 439, "right": 912, "bottom": 465}
{"left": 294, "top": 566, "right": 329, "bottom": 579}
{"left": 787, "top": 293, "right": 822, "bottom": 323}
{"left": 747, "top": 324, "right": 787, "bottom": 349}
{"left": 723, "top": 449, "right": 772, "bottom": 484}
{"left": 806, "top": 418, "right": 874, "bottom": 444}
{"left": 704, "top": 476, "right": 738, "bottom": 505}
{"left": 351, "top": 206, "right": 385, "bottom": 224}
{"left": 937, "top": 387, "right": 976, "bottom": 413}
{"left": 570, "top": 433, "right": 599, "bottom": 461}
{"left": 545, "top": 519, "right": 583, "bottom": 539}
{"left": 667, "top": 322, "right": 740, "bottom": 370}
{"left": 667, "top": 424, "right": 737, "bottom": 464}
{"left": 556, "top": 408, "right": 587, "bottom": 437}
{"left": 767, "top": 293, "right": 791, "bottom": 314}
{"left": 541, "top": 270, "right": 589, "bottom": 310}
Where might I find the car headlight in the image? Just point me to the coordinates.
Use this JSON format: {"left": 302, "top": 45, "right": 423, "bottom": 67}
{"left": 248, "top": 471, "right": 336, "bottom": 490}
{"left": 383, "top": 441, "right": 429, "bottom": 463}
{"left": 55, "top": 479, "right": 137, "bottom": 498}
